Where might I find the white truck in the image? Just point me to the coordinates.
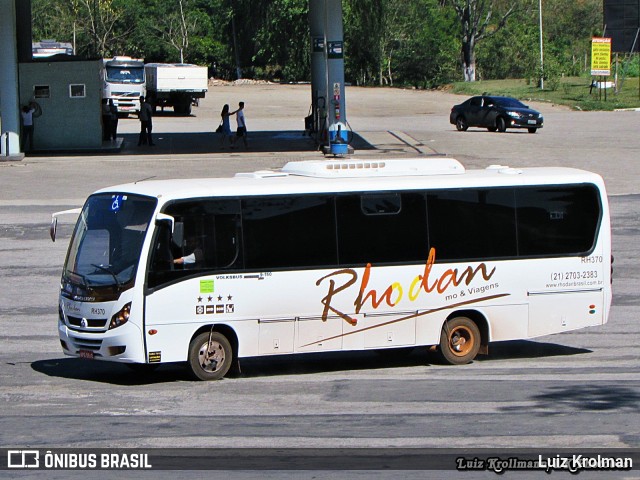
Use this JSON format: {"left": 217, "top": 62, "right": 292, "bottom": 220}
{"left": 144, "top": 63, "right": 208, "bottom": 115}
{"left": 103, "top": 57, "right": 146, "bottom": 116}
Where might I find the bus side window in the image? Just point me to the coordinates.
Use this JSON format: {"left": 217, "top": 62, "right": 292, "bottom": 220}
{"left": 426, "top": 188, "right": 517, "bottom": 261}
{"left": 337, "top": 192, "right": 427, "bottom": 265}
{"left": 213, "top": 215, "right": 242, "bottom": 269}
{"left": 147, "top": 222, "right": 175, "bottom": 288}
{"left": 516, "top": 185, "right": 600, "bottom": 256}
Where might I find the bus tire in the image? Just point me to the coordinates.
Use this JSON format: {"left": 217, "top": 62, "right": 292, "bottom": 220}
{"left": 438, "top": 316, "right": 481, "bottom": 365}
{"left": 188, "top": 331, "right": 232, "bottom": 381}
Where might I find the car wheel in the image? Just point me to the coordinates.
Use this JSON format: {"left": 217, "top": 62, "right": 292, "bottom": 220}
{"left": 496, "top": 117, "right": 507, "bottom": 133}
{"left": 455, "top": 116, "right": 468, "bottom": 132}
{"left": 528, "top": 127, "right": 537, "bottom": 134}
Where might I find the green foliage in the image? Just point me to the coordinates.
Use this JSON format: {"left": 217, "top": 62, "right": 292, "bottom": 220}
{"left": 343, "top": 0, "right": 384, "bottom": 85}
{"left": 252, "top": 0, "right": 310, "bottom": 82}
{"left": 28, "top": 0, "right": 625, "bottom": 96}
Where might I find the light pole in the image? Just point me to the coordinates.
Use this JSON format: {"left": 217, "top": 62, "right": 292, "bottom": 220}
{"left": 539, "top": 0, "right": 544, "bottom": 89}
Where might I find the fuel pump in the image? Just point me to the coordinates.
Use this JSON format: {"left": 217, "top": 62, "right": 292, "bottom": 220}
{"left": 327, "top": 82, "right": 349, "bottom": 155}
{"left": 308, "top": 0, "right": 352, "bottom": 156}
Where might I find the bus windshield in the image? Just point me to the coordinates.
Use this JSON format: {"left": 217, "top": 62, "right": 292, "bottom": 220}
{"left": 105, "top": 66, "right": 145, "bottom": 84}
{"left": 63, "top": 194, "right": 157, "bottom": 293}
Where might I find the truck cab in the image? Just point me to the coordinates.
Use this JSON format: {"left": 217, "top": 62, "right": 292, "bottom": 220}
{"left": 103, "top": 57, "right": 146, "bottom": 116}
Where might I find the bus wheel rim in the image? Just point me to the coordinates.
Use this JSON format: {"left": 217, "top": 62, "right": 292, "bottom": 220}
{"left": 449, "top": 326, "right": 474, "bottom": 357}
{"left": 198, "top": 341, "right": 225, "bottom": 373}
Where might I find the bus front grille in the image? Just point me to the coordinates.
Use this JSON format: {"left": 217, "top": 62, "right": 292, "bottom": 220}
{"left": 67, "top": 315, "right": 108, "bottom": 331}
{"left": 68, "top": 335, "right": 103, "bottom": 351}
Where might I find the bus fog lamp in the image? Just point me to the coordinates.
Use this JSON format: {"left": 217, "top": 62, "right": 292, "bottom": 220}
{"left": 109, "top": 302, "right": 131, "bottom": 330}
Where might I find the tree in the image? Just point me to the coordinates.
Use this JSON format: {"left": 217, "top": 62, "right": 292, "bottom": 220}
{"left": 78, "top": 0, "right": 136, "bottom": 57}
{"left": 343, "top": 0, "right": 384, "bottom": 86}
{"left": 152, "top": 0, "right": 200, "bottom": 63}
{"left": 444, "top": 0, "right": 519, "bottom": 81}
{"left": 252, "top": 0, "right": 310, "bottom": 81}
{"left": 381, "top": 0, "right": 458, "bottom": 87}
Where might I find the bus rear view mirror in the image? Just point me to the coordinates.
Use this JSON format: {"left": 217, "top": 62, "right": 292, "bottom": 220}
{"left": 50, "top": 217, "right": 58, "bottom": 242}
{"left": 156, "top": 213, "right": 176, "bottom": 235}
{"left": 50, "top": 208, "right": 82, "bottom": 242}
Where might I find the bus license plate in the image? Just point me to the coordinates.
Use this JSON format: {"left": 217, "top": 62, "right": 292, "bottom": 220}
{"left": 79, "top": 350, "right": 94, "bottom": 360}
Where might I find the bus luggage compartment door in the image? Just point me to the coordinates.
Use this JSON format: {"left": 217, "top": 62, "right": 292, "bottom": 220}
{"left": 527, "top": 289, "right": 604, "bottom": 338}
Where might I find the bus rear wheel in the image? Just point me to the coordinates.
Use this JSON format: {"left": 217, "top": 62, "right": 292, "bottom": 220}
{"left": 188, "top": 331, "right": 232, "bottom": 381}
{"left": 438, "top": 317, "right": 480, "bottom": 365}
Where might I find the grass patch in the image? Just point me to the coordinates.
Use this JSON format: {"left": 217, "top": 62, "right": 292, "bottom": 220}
{"left": 449, "top": 77, "right": 640, "bottom": 111}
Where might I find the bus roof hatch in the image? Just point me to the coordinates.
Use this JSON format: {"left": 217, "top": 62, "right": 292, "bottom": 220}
{"left": 281, "top": 158, "right": 465, "bottom": 178}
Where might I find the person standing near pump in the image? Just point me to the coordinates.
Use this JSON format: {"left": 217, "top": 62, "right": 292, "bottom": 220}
{"left": 101, "top": 99, "right": 111, "bottom": 141}
{"left": 138, "top": 96, "right": 155, "bottom": 146}
{"left": 20, "top": 103, "right": 36, "bottom": 152}
{"left": 235, "top": 101, "right": 248, "bottom": 148}
{"left": 108, "top": 99, "right": 119, "bottom": 141}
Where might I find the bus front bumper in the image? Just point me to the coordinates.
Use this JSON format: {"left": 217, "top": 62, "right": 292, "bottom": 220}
{"left": 58, "top": 322, "right": 146, "bottom": 363}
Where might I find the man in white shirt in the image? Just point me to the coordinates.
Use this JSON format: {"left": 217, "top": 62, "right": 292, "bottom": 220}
{"left": 235, "top": 101, "right": 248, "bottom": 148}
{"left": 137, "top": 96, "right": 155, "bottom": 146}
{"left": 21, "top": 104, "right": 36, "bottom": 152}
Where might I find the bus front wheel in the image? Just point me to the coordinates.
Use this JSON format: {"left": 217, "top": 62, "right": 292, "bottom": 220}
{"left": 438, "top": 317, "right": 480, "bottom": 365}
{"left": 188, "top": 331, "right": 232, "bottom": 381}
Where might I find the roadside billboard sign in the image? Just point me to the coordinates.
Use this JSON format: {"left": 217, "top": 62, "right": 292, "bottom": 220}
{"left": 591, "top": 37, "right": 612, "bottom": 76}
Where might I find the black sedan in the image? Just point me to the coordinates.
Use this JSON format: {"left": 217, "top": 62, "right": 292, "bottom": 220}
{"left": 450, "top": 95, "right": 544, "bottom": 133}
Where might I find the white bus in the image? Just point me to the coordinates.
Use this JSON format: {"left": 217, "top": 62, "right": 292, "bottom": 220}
{"left": 32, "top": 40, "right": 74, "bottom": 59}
{"left": 52, "top": 158, "right": 612, "bottom": 380}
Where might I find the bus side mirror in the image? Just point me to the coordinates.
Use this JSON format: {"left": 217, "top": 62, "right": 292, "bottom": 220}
{"left": 156, "top": 213, "right": 182, "bottom": 245}
{"left": 50, "top": 217, "right": 58, "bottom": 242}
{"left": 155, "top": 213, "right": 174, "bottom": 230}
{"left": 50, "top": 208, "right": 82, "bottom": 242}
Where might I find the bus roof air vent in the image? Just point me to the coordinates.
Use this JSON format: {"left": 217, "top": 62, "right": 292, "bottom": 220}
{"left": 281, "top": 158, "right": 465, "bottom": 178}
{"left": 486, "top": 165, "right": 523, "bottom": 175}
{"left": 235, "top": 170, "right": 289, "bottom": 179}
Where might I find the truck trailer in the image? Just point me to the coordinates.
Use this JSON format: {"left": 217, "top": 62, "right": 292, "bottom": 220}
{"left": 144, "top": 63, "right": 208, "bottom": 115}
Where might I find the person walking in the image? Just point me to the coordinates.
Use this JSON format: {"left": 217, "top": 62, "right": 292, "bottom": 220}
{"left": 235, "top": 101, "right": 248, "bottom": 148}
{"left": 219, "top": 104, "right": 235, "bottom": 148}
{"left": 20, "top": 104, "right": 36, "bottom": 152}
{"left": 138, "top": 95, "right": 155, "bottom": 146}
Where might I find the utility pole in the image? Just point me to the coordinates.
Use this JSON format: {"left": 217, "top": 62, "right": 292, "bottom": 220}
{"left": 230, "top": 0, "right": 242, "bottom": 79}
{"left": 539, "top": 0, "right": 544, "bottom": 89}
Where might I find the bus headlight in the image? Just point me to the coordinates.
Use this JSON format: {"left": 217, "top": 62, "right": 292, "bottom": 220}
{"left": 109, "top": 302, "right": 131, "bottom": 330}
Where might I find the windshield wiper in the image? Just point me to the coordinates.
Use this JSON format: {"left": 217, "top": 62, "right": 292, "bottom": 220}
{"left": 91, "top": 264, "right": 123, "bottom": 291}
{"left": 67, "top": 270, "right": 89, "bottom": 289}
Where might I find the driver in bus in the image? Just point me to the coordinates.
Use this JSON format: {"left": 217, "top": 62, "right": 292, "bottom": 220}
{"left": 173, "top": 236, "right": 203, "bottom": 268}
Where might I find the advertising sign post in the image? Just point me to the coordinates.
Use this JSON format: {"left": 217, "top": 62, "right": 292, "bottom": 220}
{"left": 591, "top": 37, "right": 612, "bottom": 100}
